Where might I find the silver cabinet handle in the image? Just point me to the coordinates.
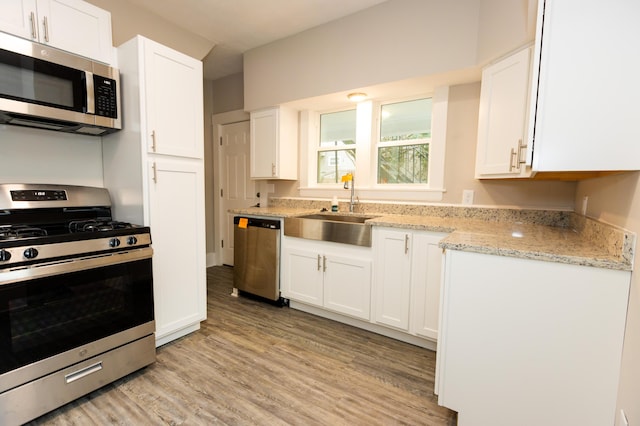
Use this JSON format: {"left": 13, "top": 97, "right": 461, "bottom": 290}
{"left": 404, "top": 234, "right": 409, "bottom": 254}
{"left": 509, "top": 148, "right": 517, "bottom": 172}
{"left": 43, "top": 16, "right": 49, "bottom": 42}
{"left": 271, "top": 163, "right": 276, "bottom": 177}
{"left": 323, "top": 255, "right": 327, "bottom": 272}
{"left": 152, "top": 162, "right": 157, "bottom": 183}
{"left": 151, "top": 130, "right": 157, "bottom": 152}
{"left": 65, "top": 362, "right": 103, "bottom": 384}
{"left": 30, "top": 12, "right": 37, "bottom": 39}
{"left": 317, "top": 254, "right": 321, "bottom": 271}
{"left": 517, "top": 138, "right": 528, "bottom": 165}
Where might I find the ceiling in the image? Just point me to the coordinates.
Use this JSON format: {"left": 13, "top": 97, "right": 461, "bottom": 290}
{"left": 124, "top": 0, "right": 389, "bottom": 80}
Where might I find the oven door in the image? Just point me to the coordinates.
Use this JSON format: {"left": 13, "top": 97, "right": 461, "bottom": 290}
{"left": 0, "top": 248, "right": 154, "bottom": 393}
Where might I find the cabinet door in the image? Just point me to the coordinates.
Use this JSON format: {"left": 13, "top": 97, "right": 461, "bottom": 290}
{"left": 438, "top": 250, "right": 630, "bottom": 426}
{"left": 0, "top": 0, "right": 37, "bottom": 40}
{"left": 323, "top": 254, "right": 371, "bottom": 320}
{"left": 144, "top": 38, "right": 204, "bottom": 159}
{"left": 281, "top": 245, "right": 323, "bottom": 307}
{"left": 410, "top": 232, "right": 444, "bottom": 339}
{"left": 530, "top": 0, "right": 640, "bottom": 172}
{"left": 250, "top": 109, "right": 278, "bottom": 178}
{"left": 250, "top": 107, "right": 298, "bottom": 180}
{"left": 475, "top": 47, "right": 532, "bottom": 178}
{"left": 147, "top": 158, "right": 206, "bottom": 344}
{"left": 373, "top": 229, "right": 412, "bottom": 330}
{"left": 38, "top": 0, "right": 113, "bottom": 63}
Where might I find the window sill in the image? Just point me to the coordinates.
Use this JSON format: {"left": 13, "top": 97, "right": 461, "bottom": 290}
{"left": 299, "top": 186, "right": 445, "bottom": 202}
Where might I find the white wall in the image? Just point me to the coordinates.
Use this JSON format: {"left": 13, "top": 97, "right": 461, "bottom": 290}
{"left": 85, "top": 0, "right": 213, "bottom": 60}
{"left": 0, "top": 125, "right": 104, "bottom": 186}
{"left": 476, "top": 0, "right": 537, "bottom": 65}
{"left": 244, "top": 0, "right": 481, "bottom": 111}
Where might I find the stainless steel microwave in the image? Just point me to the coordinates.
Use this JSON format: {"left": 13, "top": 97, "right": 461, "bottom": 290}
{"left": 0, "top": 32, "right": 121, "bottom": 136}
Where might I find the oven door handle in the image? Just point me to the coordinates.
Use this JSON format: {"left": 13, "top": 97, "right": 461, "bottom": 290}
{"left": 0, "top": 247, "right": 153, "bottom": 286}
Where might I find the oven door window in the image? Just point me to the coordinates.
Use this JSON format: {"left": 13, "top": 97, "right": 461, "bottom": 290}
{"left": 0, "top": 259, "right": 153, "bottom": 375}
{"left": 0, "top": 48, "right": 87, "bottom": 112}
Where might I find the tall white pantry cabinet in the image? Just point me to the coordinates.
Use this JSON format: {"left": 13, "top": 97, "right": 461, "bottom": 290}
{"left": 103, "top": 35, "right": 206, "bottom": 347}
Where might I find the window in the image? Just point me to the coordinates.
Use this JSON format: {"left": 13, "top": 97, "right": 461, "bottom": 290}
{"left": 377, "top": 98, "right": 432, "bottom": 184}
{"left": 301, "top": 87, "right": 448, "bottom": 202}
{"left": 317, "top": 109, "right": 356, "bottom": 183}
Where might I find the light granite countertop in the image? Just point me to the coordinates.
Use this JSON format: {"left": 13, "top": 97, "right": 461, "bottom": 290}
{"left": 230, "top": 206, "right": 634, "bottom": 271}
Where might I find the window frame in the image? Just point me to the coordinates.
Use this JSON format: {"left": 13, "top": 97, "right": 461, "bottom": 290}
{"left": 316, "top": 107, "right": 358, "bottom": 184}
{"left": 299, "top": 86, "right": 448, "bottom": 202}
{"left": 373, "top": 96, "right": 433, "bottom": 188}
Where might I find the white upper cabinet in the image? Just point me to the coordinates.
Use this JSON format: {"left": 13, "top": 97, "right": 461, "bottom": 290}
{"left": 0, "top": 0, "right": 113, "bottom": 64}
{"left": 527, "top": 0, "right": 640, "bottom": 175}
{"left": 477, "top": 0, "right": 640, "bottom": 179}
{"left": 250, "top": 107, "right": 298, "bottom": 180}
{"left": 475, "top": 47, "right": 532, "bottom": 178}
{"left": 143, "top": 39, "right": 204, "bottom": 158}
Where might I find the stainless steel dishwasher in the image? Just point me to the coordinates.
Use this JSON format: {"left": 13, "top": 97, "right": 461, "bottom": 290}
{"left": 233, "top": 216, "right": 281, "bottom": 302}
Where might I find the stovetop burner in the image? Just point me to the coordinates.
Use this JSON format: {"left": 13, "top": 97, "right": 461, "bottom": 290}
{"left": 0, "top": 225, "right": 48, "bottom": 240}
{"left": 68, "top": 220, "right": 134, "bottom": 233}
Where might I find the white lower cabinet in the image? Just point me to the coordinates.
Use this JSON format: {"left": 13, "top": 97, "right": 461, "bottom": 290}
{"left": 281, "top": 237, "right": 371, "bottom": 320}
{"left": 437, "top": 249, "right": 631, "bottom": 426}
{"left": 147, "top": 158, "right": 206, "bottom": 345}
{"left": 373, "top": 228, "right": 446, "bottom": 340}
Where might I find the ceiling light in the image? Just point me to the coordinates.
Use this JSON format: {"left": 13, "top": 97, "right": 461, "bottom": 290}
{"left": 347, "top": 92, "right": 367, "bottom": 102}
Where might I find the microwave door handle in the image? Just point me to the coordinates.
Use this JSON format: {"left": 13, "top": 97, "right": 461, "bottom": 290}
{"left": 85, "top": 71, "right": 94, "bottom": 114}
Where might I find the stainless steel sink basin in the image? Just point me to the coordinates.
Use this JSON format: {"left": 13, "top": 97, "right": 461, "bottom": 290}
{"left": 284, "top": 214, "right": 378, "bottom": 246}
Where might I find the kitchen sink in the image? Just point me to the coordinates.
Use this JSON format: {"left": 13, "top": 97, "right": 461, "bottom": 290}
{"left": 284, "top": 213, "right": 378, "bottom": 246}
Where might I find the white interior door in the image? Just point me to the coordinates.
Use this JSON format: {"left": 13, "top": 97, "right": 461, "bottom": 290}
{"left": 220, "top": 120, "right": 256, "bottom": 265}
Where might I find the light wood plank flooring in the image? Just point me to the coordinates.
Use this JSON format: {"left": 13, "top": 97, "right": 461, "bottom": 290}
{"left": 28, "top": 266, "right": 456, "bottom": 425}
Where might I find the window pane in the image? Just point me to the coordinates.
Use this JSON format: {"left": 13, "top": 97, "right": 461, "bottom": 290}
{"left": 380, "top": 98, "right": 432, "bottom": 142}
{"left": 378, "top": 144, "right": 429, "bottom": 184}
{"left": 318, "top": 149, "right": 356, "bottom": 183}
{"left": 320, "top": 109, "right": 356, "bottom": 147}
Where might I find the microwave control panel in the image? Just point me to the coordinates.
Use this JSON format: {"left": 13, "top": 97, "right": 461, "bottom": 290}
{"left": 93, "top": 75, "right": 118, "bottom": 118}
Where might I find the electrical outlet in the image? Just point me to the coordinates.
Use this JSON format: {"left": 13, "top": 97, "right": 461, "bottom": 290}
{"left": 462, "top": 189, "right": 474, "bottom": 205}
{"left": 582, "top": 196, "right": 589, "bottom": 215}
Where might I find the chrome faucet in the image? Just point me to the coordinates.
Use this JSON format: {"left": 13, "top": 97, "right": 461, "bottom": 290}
{"left": 343, "top": 173, "right": 357, "bottom": 212}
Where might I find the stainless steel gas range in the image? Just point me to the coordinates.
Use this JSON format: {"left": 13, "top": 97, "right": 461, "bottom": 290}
{"left": 0, "top": 184, "right": 155, "bottom": 426}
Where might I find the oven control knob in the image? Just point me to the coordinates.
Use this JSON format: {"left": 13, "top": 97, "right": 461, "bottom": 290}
{"left": 24, "top": 248, "right": 38, "bottom": 259}
{"left": 109, "top": 238, "right": 121, "bottom": 248}
{"left": 127, "top": 236, "right": 138, "bottom": 245}
{"left": 0, "top": 249, "right": 11, "bottom": 262}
